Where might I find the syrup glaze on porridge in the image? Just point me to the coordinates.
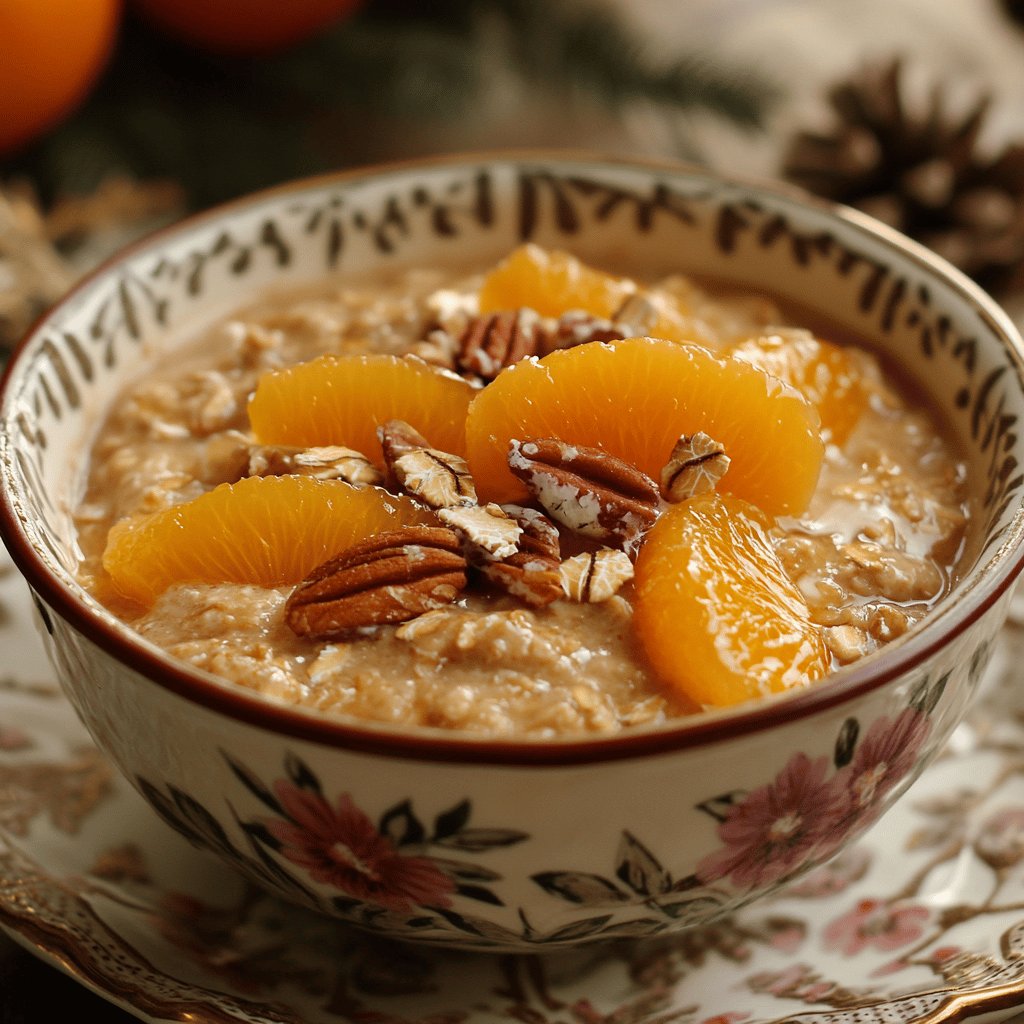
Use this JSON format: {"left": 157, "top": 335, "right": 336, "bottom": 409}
{"left": 75, "top": 255, "right": 968, "bottom": 738}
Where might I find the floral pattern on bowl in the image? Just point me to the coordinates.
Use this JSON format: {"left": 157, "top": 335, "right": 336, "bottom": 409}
{"left": 128, "top": 673, "right": 961, "bottom": 948}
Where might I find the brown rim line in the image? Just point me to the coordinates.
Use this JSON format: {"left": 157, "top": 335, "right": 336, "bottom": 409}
{"left": 3, "top": 151, "right": 1024, "bottom": 767}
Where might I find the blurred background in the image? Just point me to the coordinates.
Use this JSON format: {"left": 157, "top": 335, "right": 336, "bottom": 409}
{"left": 4, "top": 0, "right": 1024, "bottom": 357}
{"left": 3, "top": 0, "right": 1024, "bottom": 1017}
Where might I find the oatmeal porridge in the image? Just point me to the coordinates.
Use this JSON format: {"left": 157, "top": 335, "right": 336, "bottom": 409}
{"left": 75, "top": 245, "right": 968, "bottom": 737}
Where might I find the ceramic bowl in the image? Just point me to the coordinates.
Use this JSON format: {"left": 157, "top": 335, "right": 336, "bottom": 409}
{"left": 2, "top": 154, "right": 1024, "bottom": 952}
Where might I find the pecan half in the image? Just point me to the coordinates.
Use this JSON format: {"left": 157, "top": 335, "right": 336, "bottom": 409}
{"left": 660, "top": 432, "right": 730, "bottom": 501}
{"left": 560, "top": 549, "right": 634, "bottom": 603}
{"left": 378, "top": 419, "right": 477, "bottom": 509}
{"left": 477, "top": 504, "right": 562, "bottom": 606}
{"left": 249, "top": 444, "right": 383, "bottom": 486}
{"left": 456, "top": 309, "right": 544, "bottom": 381}
{"left": 507, "top": 437, "right": 660, "bottom": 550}
{"left": 284, "top": 527, "right": 467, "bottom": 640}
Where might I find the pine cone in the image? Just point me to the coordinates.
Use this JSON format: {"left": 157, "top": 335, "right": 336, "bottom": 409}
{"left": 782, "top": 58, "right": 1024, "bottom": 294}
{"left": 1002, "top": 0, "right": 1024, "bottom": 27}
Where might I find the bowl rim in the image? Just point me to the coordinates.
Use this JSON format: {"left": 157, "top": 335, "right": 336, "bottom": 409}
{"left": 3, "top": 148, "right": 1024, "bottom": 766}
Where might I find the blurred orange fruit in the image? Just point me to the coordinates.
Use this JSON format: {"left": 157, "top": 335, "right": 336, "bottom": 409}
{"left": 478, "top": 244, "right": 692, "bottom": 339}
{"left": 248, "top": 353, "right": 475, "bottom": 466}
{"left": 0, "top": 0, "right": 121, "bottom": 155}
{"left": 131, "top": 0, "right": 362, "bottom": 55}
{"left": 103, "top": 475, "right": 436, "bottom": 606}
{"left": 633, "top": 493, "right": 830, "bottom": 707}
{"left": 729, "top": 331, "right": 868, "bottom": 446}
{"left": 479, "top": 244, "right": 638, "bottom": 320}
{"left": 465, "top": 337, "right": 824, "bottom": 516}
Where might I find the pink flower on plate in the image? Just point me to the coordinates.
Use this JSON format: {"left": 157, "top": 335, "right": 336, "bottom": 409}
{"left": 974, "top": 807, "right": 1024, "bottom": 869}
{"left": 0, "top": 725, "right": 31, "bottom": 751}
{"left": 697, "top": 753, "right": 851, "bottom": 890}
{"left": 700, "top": 1013, "right": 750, "bottom": 1024}
{"left": 266, "top": 782, "right": 455, "bottom": 913}
{"left": 871, "top": 958, "right": 911, "bottom": 978}
{"left": 783, "top": 846, "right": 872, "bottom": 898}
{"left": 844, "top": 708, "right": 931, "bottom": 820}
{"left": 823, "top": 898, "right": 929, "bottom": 956}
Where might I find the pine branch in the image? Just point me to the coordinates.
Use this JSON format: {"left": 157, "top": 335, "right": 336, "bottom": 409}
{"left": 1, "top": 1, "right": 781, "bottom": 209}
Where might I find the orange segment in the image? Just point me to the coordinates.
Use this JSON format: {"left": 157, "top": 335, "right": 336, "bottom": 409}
{"left": 103, "top": 476, "right": 435, "bottom": 606}
{"left": 634, "top": 493, "right": 830, "bottom": 707}
{"left": 478, "top": 244, "right": 637, "bottom": 320}
{"left": 729, "top": 331, "right": 867, "bottom": 446}
{"left": 248, "top": 354, "right": 475, "bottom": 464}
{"left": 465, "top": 337, "right": 824, "bottom": 516}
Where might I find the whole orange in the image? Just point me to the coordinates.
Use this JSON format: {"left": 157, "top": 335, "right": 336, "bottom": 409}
{"left": 0, "top": 0, "right": 122, "bottom": 155}
{"left": 132, "top": 0, "right": 362, "bottom": 55}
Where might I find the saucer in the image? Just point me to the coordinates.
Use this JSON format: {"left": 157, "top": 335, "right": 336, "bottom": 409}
{"left": 5, "top": 551, "right": 1024, "bottom": 1024}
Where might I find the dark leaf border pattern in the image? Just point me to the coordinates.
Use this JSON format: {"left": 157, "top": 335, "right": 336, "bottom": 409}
{"left": 15, "top": 162, "right": 1021, "bottom": 594}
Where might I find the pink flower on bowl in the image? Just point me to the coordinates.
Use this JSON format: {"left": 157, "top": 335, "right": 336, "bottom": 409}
{"left": 696, "top": 753, "right": 851, "bottom": 889}
{"left": 265, "top": 781, "right": 455, "bottom": 913}
{"left": 843, "top": 708, "right": 931, "bottom": 819}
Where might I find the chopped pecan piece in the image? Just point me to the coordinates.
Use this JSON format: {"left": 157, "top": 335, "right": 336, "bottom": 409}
{"left": 249, "top": 444, "right": 383, "bottom": 486}
{"left": 378, "top": 419, "right": 477, "bottom": 509}
{"left": 456, "top": 309, "right": 544, "bottom": 381}
{"left": 284, "top": 527, "right": 467, "bottom": 640}
{"left": 541, "top": 295, "right": 659, "bottom": 354}
{"left": 660, "top": 432, "right": 730, "bottom": 501}
{"left": 560, "top": 549, "right": 635, "bottom": 603}
{"left": 543, "top": 310, "right": 624, "bottom": 352}
{"left": 425, "top": 287, "right": 478, "bottom": 338}
{"left": 378, "top": 419, "right": 430, "bottom": 463}
{"left": 507, "top": 437, "right": 661, "bottom": 550}
{"left": 612, "top": 293, "right": 660, "bottom": 336}
{"left": 408, "top": 328, "right": 458, "bottom": 369}
{"left": 477, "top": 504, "right": 563, "bottom": 606}
{"left": 438, "top": 502, "right": 522, "bottom": 560}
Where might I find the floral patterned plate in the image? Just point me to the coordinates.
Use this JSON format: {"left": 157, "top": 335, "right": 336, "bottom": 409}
{"left": 6, "top": 546, "right": 1024, "bottom": 1024}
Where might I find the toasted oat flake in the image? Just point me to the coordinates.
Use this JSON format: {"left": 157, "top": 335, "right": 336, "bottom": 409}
{"left": 309, "top": 644, "right": 353, "bottom": 684}
{"left": 439, "top": 503, "right": 522, "bottom": 559}
{"left": 660, "top": 431, "right": 731, "bottom": 501}
{"left": 560, "top": 549, "right": 634, "bottom": 603}
{"left": 823, "top": 624, "right": 873, "bottom": 664}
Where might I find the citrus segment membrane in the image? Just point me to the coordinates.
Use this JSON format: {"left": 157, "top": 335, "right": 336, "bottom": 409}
{"left": 465, "top": 336, "right": 824, "bottom": 516}
{"left": 633, "top": 493, "right": 830, "bottom": 707}
{"left": 729, "top": 331, "right": 868, "bottom": 446}
{"left": 102, "top": 475, "right": 436, "bottom": 606}
{"left": 248, "top": 353, "right": 475, "bottom": 464}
